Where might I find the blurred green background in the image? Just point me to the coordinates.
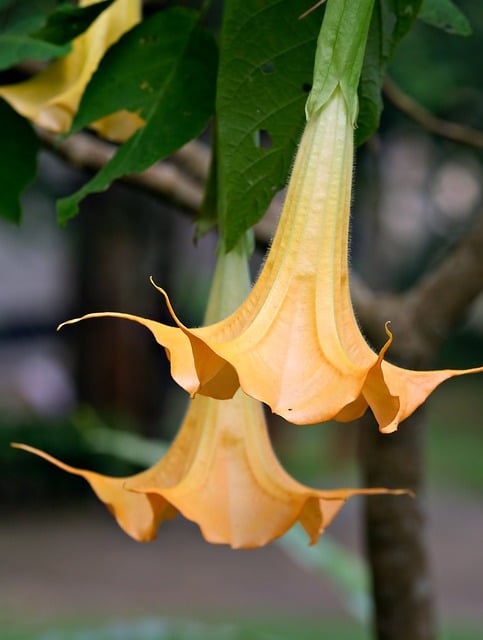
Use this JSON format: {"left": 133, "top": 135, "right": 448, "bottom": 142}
{"left": 1, "top": 1, "right": 483, "bottom": 639}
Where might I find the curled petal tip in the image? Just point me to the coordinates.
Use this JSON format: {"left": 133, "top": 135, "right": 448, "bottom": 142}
{"left": 57, "top": 317, "right": 83, "bottom": 331}
{"left": 149, "top": 275, "right": 165, "bottom": 294}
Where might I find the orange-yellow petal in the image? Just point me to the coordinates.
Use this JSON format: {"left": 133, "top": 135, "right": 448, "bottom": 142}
{"left": 58, "top": 311, "right": 238, "bottom": 400}
{"left": 11, "top": 443, "right": 175, "bottom": 541}
{"left": 11, "top": 389, "right": 407, "bottom": 548}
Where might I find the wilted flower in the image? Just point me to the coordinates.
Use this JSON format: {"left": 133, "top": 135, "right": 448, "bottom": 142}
{"left": 62, "top": 88, "right": 483, "bottom": 433}
{"left": 12, "top": 248, "right": 405, "bottom": 548}
{"left": 0, "top": 0, "right": 143, "bottom": 141}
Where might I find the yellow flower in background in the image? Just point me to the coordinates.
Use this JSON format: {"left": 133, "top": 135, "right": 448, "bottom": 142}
{"left": 12, "top": 390, "right": 405, "bottom": 548}
{"left": 12, "top": 249, "right": 405, "bottom": 548}
{"left": 62, "top": 88, "right": 483, "bottom": 433}
{"left": 0, "top": 0, "right": 143, "bottom": 141}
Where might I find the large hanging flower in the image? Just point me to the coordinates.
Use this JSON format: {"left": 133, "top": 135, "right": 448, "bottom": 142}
{"left": 0, "top": 0, "right": 143, "bottom": 142}
{"left": 61, "top": 88, "right": 483, "bottom": 433}
{"left": 12, "top": 389, "right": 406, "bottom": 548}
{"left": 12, "top": 249, "right": 405, "bottom": 549}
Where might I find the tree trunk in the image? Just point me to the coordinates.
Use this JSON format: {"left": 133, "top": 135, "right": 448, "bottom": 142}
{"left": 359, "top": 408, "right": 436, "bottom": 640}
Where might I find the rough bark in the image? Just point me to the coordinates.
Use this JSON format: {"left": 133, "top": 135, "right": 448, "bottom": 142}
{"left": 359, "top": 410, "right": 435, "bottom": 640}
{"left": 356, "top": 210, "right": 483, "bottom": 640}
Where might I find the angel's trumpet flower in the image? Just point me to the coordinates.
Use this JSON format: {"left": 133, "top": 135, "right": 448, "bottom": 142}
{"left": 0, "top": 0, "right": 143, "bottom": 141}
{"left": 61, "top": 88, "right": 483, "bottom": 433}
{"left": 12, "top": 249, "right": 406, "bottom": 548}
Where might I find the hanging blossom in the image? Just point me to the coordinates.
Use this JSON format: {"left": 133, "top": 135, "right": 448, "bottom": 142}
{"left": 12, "top": 249, "right": 406, "bottom": 549}
{"left": 61, "top": 88, "right": 483, "bottom": 433}
{"left": 0, "top": 0, "right": 143, "bottom": 142}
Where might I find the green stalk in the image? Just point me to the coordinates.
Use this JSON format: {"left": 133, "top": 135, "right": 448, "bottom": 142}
{"left": 306, "top": 0, "right": 375, "bottom": 124}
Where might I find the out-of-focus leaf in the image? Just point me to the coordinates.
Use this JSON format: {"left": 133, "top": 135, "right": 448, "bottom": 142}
{"left": 0, "top": 0, "right": 69, "bottom": 70}
{"left": 0, "top": 99, "right": 39, "bottom": 223}
{"left": 216, "top": 0, "right": 322, "bottom": 250}
{"left": 356, "top": 0, "right": 423, "bottom": 146}
{"left": 57, "top": 7, "right": 217, "bottom": 224}
{"left": 279, "top": 525, "right": 371, "bottom": 622}
{"left": 419, "top": 0, "right": 471, "bottom": 36}
{"left": 72, "top": 412, "right": 168, "bottom": 468}
{"left": 32, "top": 0, "right": 116, "bottom": 45}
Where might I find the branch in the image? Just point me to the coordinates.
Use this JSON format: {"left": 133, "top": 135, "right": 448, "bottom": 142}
{"left": 37, "top": 127, "right": 282, "bottom": 245}
{"left": 404, "top": 211, "right": 483, "bottom": 358}
{"left": 383, "top": 77, "right": 483, "bottom": 150}
{"left": 37, "top": 128, "right": 207, "bottom": 213}
{"left": 351, "top": 210, "right": 483, "bottom": 367}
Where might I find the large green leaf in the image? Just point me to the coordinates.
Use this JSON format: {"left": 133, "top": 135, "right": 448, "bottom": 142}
{"left": 356, "top": 0, "right": 423, "bottom": 146}
{"left": 0, "top": 0, "right": 69, "bottom": 70}
{"left": 0, "top": 100, "right": 39, "bottom": 223}
{"left": 419, "top": 0, "right": 471, "bottom": 36}
{"left": 57, "top": 7, "right": 217, "bottom": 224}
{"left": 216, "top": 0, "right": 323, "bottom": 250}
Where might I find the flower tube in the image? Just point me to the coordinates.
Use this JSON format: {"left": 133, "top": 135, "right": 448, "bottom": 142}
{"left": 12, "top": 248, "right": 405, "bottom": 548}
{"left": 61, "top": 88, "right": 483, "bottom": 433}
{"left": 0, "top": 0, "right": 143, "bottom": 141}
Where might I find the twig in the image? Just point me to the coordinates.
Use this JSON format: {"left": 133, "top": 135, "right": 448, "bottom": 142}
{"left": 350, "top": 209, "right": 483, "bottom": 368}
{"left": 37, "top": 128, "right": 205, "bottom": 213}
{"left": 37, "top": 127, "right": 283, "bottom": 245}
{"left": 173, "top": 140, "right": 211, "bottom": 182}
{"left": 383, "top": 77, "right": 483, "bottom": 150}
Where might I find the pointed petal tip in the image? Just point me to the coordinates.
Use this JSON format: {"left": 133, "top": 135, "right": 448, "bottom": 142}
{"left": 57, "top": 317, "right": 83, "bottom": 331}
{"left": 379, "top": 420, "right": 399, "bottom": 434}
{"left": 149, "top": 275, "right": 168, "bottom": 298}
{"left": 149, "top": 279, "right": 188, "bottom": 331}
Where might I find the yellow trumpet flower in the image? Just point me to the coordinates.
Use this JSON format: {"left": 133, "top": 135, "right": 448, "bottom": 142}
{"left": 0, "top": 0, "right": 143, "bottom": 141}
{"left": 12, "top": 390, "right": 406, "bottom": 548}
{"left": 12, "top": 248, "right": 405, "bottom": 548}
{"left": 59, "top": 89, "right": 483, "bottom": 432}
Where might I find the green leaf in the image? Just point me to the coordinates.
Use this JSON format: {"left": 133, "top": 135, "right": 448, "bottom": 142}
{"left": 0, "top": 100, "right": 39, "bottom": 223}
{"left": 0, "top": 0, "right": 69, "bottom": 70}
{"left": 356, "top": 0, "right": 422, "bottom": 145}
{"left": 57, "top": 7, "right": 217, "bottom": 224}
{"left": 216, "top": 0, "right": 322, "bottom": 250}
{"left": 32, "top": 0, "right": 116, "bottom": 45}
{"left": 419, "top": 0, "right": 471, "bottom": 36}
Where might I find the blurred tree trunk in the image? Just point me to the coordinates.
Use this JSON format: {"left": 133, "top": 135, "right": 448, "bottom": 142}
{"left": 356, "top": 208, "right": 483, "bottom": 640}
{"left": 74, "top": 183, "right": 175, "bottom": 436}
{"left": 359, "top": 409, "right": 435, "bottom": 640}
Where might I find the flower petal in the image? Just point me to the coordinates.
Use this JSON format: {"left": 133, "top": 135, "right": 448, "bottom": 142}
{"left": 58, "top": 311, "right": 239, "bottom": 400}
{"left": 10, "top": 443, "right": 174, "bottom": 541}
{"left": 11, "top": 389, "right": 408, "bottom": 549}
{"left": 379, "top": 361, "right": 483, "bottom": 434}
{"left": 126, "top": 390, "right": 408, "bottom": 548}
